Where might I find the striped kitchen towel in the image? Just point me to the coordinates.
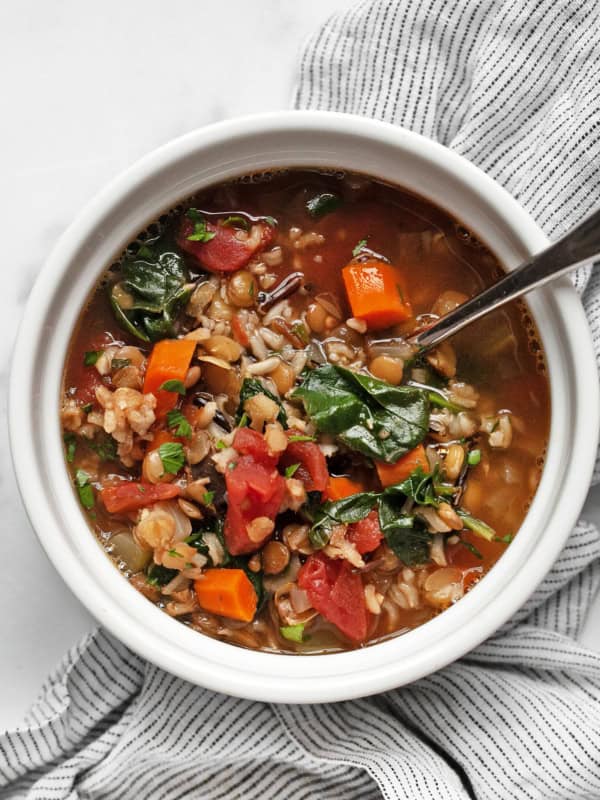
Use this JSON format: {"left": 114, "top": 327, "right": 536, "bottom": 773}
{"left": 2, "top": 1, "right": 600, "bottom": 798}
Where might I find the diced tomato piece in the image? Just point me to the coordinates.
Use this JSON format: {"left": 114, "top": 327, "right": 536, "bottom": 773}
{"left": 280, "top": 432, "right": 328, "bottom": 493}
{"left": 233, "top": 427, "right": 278, "bottom": 469}
{"left": 177, "top": 218, "right": 275, "bottom": 273}
{"left": 100, "top": 482, "right": 180, "bottom": 514}
{"left": 298, "top": 553, "right": 368, "bottom": 641}
{"left": 347, "top": 510, "right": 383, "bottom": 555}
{"left": 67, "top": 332, "right": 115, "bottom": 405}
{"left": 224, "top": 454, "right": 286, "bottom": 555}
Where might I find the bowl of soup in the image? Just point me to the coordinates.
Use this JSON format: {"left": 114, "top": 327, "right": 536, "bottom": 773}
{"left": 9, "top": 111, "right": 598, "bottom": 702}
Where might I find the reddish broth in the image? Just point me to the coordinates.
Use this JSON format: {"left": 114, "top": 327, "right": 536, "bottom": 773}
{"left": 61, "top": 169, "right": 550, "bottom": 653}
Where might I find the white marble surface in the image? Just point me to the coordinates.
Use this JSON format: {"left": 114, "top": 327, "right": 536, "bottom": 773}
{"left": 1, "top": 0, "right": 599, "bottom": 732}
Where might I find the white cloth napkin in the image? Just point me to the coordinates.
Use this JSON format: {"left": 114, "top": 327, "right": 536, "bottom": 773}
{"left": 3, "top": 1, "right": 600, "bottom": 798}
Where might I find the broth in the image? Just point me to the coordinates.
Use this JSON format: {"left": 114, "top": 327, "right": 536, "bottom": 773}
{"left": 61, "top": 169, "right": 550, "bottom": 653}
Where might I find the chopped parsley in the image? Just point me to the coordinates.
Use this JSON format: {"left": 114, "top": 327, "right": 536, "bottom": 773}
{"left": 166, "top": 408, "right": 192, "bottom": 438}
{"left": 84, "top": 350, "right": 103, "bottom": 366}
{"left": 63, "top": 433, "right": 77, "bottom": 463}
{"left": 111, "top": 358, "right": 131, "bottom": 370}
{"left": 81, "top": 403, "right": 93, "bottom": 414}
{"left": 159, "top": 379, "right": 186, "bottom": 395}
{"left": 280, "top": 623, "right": 305, "bottom": 643}
{"left": 186, "top": 208, "right": 217, "bottom": 242}
{"left": 89, "top": 434, "right": 118, "bottom": 461}
{"left": 287, "top": 434, "right": 315, "bottom": 443}
{"left": 74, "top": 469, "right": 94, "bottom": 509}
{"left": 167, "top": 548, "right": 183, "bottom": 558}
{"left": 202, "top": 491, "right": 215, "bottom": 506}
{"left": 158, "top": 441, "right": 185, "bottom": 474}
{"left": 215, "top": 440, "right": 227, "bottom": 450}
{"left": 352, "top": 238, "right": 368, "bottom": 257}
{"left": 284, "top": 463, "right": 301, "bottom": 479}
{"left": 467, "top": 449, "right": 481, "bottom": 466}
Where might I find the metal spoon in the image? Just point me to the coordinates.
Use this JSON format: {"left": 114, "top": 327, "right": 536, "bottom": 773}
{"left": 408, "top": 208, "right": 600, "bottom": 352}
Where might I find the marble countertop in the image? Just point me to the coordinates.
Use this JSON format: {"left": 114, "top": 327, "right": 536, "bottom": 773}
{"left": 1, "top": 0, "right": 599, "bottom": 731}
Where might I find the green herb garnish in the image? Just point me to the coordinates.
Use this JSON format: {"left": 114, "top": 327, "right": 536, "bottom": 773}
{"left": 186, "top": 208, "right": 217, "bottom": 242}
{"left": 467, "top": 449, "right": 481, "bottom": 466}
{"left": 64, "top": 433, "right": 77, "bottom": 463}
{"left": 215, "top": 440, "right": 227, "bottom": 451}
{"left": 202, "top": 491, "right": 215, "bottom": 506}
{"left": 81, "top": 403, "right": 93, "bottom": 414}
{"left": 84, "top": 350, "right": 103, "bottom": 366}
{"left": 158, "top": 441, "right": 185, "bottom": 475}
{"left": 74, "top": 469, "right": 94, "bottom": 509}
{"left": 287, "top": 434, "right": 315, "bottom": 443}
{"left": 280, "top": 624, "right": 305, "bottom": 643}
{"left": 166, "top": 408, "right": 192, "bottom": 438}
{"left": 284, "top": 463, "right": 301, "bottom": 479}
{"left": 111, "top": 358, "right": 131, "bottom": 370}
{"left": 457, "top": 510, "right": 496, "bottom": 542}
{"left": 352, "top": 238, "right": 368, "bottom": 257}
{"left": 159, "top": 379, "right": 186, "bottom": 395}
{"left": 89, "top": 434, "right": 118, "bottom": 462}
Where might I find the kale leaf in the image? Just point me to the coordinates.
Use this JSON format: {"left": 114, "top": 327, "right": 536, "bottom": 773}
{"left": 110, "top": 244, "right": 192, "bottom": 342}
{"left": 377, "top": 494, "right": 432, "bottom": 566}
{"left": 292, "top": 365, "right": 429, "bottom": 462}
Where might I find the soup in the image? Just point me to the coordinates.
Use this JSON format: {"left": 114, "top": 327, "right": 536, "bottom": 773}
{"left": 61, "top": 169, "right": 550, "bottom": 653}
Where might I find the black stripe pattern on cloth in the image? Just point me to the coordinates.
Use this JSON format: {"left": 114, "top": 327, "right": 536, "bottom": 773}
{"left": 2, "top": 1, "right": 600, "bottom": 798}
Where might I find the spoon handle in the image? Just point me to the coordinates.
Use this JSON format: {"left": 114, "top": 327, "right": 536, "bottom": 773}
{"left": 409, "top": 207, "right": 600, "bottom": 351}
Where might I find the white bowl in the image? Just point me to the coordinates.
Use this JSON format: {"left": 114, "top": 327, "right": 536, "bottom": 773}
{"left": 9, "top": 111, "right": 599, "bottom": 703}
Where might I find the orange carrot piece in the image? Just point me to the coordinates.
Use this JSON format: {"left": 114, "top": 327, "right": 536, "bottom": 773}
{"left": 342, "top": 259, "right": 412, "bottom": 330}
{"left": 194, "top": 569, "right": 258, "bottom": 622}
{"left": 376, "top": 444, "right": 430, "bottom": 487}
{"left": 142, "top": 339, "right": 196, "bottom": 418}
{"left": 326, "top": 476, "right": 365, "bottom": 501}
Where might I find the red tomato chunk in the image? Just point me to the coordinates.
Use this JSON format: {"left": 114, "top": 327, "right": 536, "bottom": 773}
{"left": 280, "top": 433, "right": 329, "bottom": 493}
{"left": 298, "top": 553, "right": 369, "bottom": 641}
{"left": 347, "top": 510, "right": 383, "bottom": 554}
{"left": 224, "top": 428, "right": 286, "bottom": 555}
{"left": 101, "top": 482, "right": 180, "bottom": 514}
{"left": 178, "top": 218, "right": 274, "bottom": 273}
